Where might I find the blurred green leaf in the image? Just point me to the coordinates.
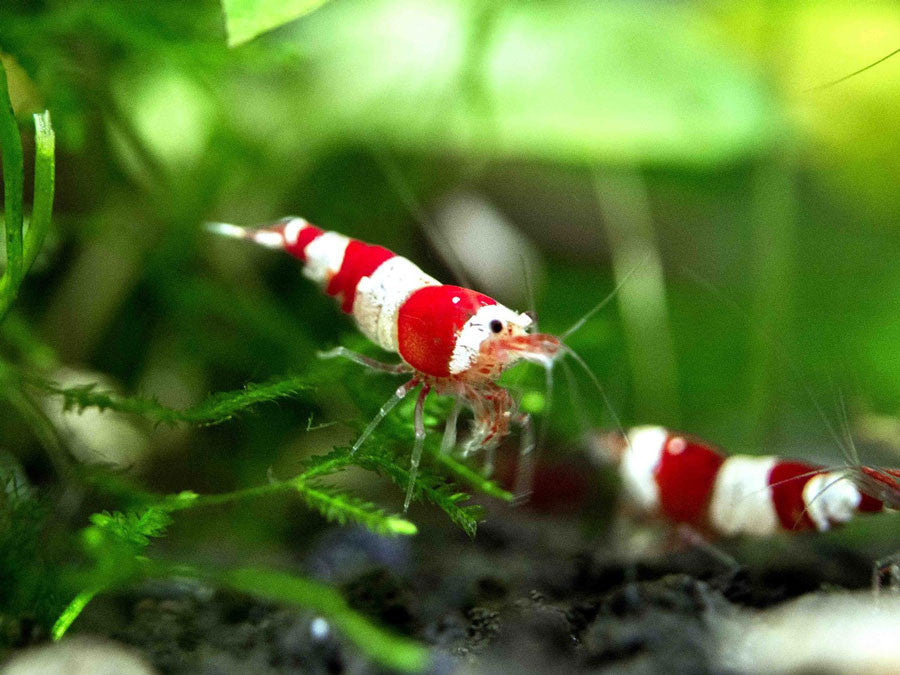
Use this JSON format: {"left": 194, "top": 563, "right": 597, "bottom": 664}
{"left": 299, "top": 0, "right": 778, "bottom": 165}
{"left": 28, "top": 372, "right": 314, "bottom": 426}
{"left": 178, "top": 468, "right": 417, "bottom": 536}
{"left": 204, "top": 565, "right": 429, "bottom": 672}
{"left": 0, "top": 59, "right": 24, "bottom": 290}
{"left": 50, "top": 589, "right": 97, "bottom": 642}
{"left": 292, "top": 480, "right": 419, "bottom": 536}
{"left": 52, "top": 504, "right": 173, "bottom": 641}
{"left": 221, "top": 0, "right": 332, "bottom": 46}
{"left": 88, "top": 508, "right": 173, "bottom": 547}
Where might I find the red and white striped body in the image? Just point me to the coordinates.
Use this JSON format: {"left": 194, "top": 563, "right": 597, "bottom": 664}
{"left": 211, "top": 217, "right": 538, "bottom": 379}
{"left": 613, "top": 426, "right": 888, "bottom": 535}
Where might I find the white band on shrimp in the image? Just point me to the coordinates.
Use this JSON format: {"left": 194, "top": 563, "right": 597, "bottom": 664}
{"left": 708, "top": 456, "right": 779, "bottom": 536}
{"left": 448, "top": 304, "right": 533, "bottom": 375}
{"left": 619, "top": 425, "right": 666, "bottom": 511}
{"left": 303, "top": 232, "right": 350, "bottom": 285}
{"left": 803, "top": 472, "right": 861, "bottom": 531}
{"left": 282, "top": 217, "right": 310, "bottom": 245}
{"left": 353, "top": 256, "right": 440, "bottom": 352}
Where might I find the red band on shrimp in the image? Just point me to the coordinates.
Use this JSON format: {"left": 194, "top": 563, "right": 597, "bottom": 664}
{"left": 398, "top": 285, "right": 496, "bottom": 377}
{"left": 858, "top": 491, "right": 884, "bottom": 513}
{"left": 284, "top": 225, "right": 323, "bottom": 261}
{"left": 768, "top": 461, "right": 817, "bottom": 530}
{"left": 856, "top": 466, "right": 898, "bottom": 512}
{"left": 326, "top": 240, "right": 395, "bottom": 313}
{"left": 654, "top": 435, "right": 724, "bottom": 525}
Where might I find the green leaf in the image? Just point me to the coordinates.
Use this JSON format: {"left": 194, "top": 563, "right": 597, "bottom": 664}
{"left": 294, "top": 479, "right": 418, "bottom": 536}
{"left": 24, "top": 111, "right": 55, "bottom": 274}
{"left": 221, "top": 0, "right": 333, "bottom": 47}
{"left": 297, "top": 0, "right": 777, "bottom": 166}
{"left": 354, "top": 447, "right": 484, "bottom": 538}
{"left": 427, "top": 445, "right": 513, "bottom": 503}
{"left": 216, "top": 566, "right": 429, "bottom": 672}
{"left": 0, "top": 59, "right": 25, "bottom": 319}
{"left": 88, "top": 508, "right": 173, "bottom": 547}
{"left": 300, "top": 446, "right": 484, "bottom": 536}
{"left": 27, "top": 372, "right": 313, "bottom": 426}
{"left": 174, "top": 470, "right": 417, "bottom": 537}
{"left": 53, "top": 505, "right": 172, "bottom": 641}
{"left": 50, "top": 588, "right": 98, "bottom": 642}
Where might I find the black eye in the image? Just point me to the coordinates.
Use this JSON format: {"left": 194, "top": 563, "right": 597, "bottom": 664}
{"left": 490, "top": 320, "right": 503, "bottom": 333}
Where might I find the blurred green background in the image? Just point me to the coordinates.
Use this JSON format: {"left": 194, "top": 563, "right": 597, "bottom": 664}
{"left": 1, "top": 0, "right": 900, "bottom": 642}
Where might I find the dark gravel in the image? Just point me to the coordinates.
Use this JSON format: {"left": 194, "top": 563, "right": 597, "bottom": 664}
{"left": 58, "top": 493, "right": 890, "bottom": 675}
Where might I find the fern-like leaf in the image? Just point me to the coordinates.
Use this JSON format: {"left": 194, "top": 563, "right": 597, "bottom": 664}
{"left": 298, "top": 446, "right": 484, "bottom": 537}
{"left": 26, "top": 373, "right": 313, "bottom": 426}
{"left": 53, "top": 504, "right": 173, "bottom": 640}
{"left": 293, "top": 479, "right": 417, "bottom": 536}
{"left": 88, "top": 508, "right": 173, "bottom": 547}
{"left": 355, "top": 450, "right": 484, "bottom": 538}
{"left": 426, "top": 445, "right": 513, "bottom": 502}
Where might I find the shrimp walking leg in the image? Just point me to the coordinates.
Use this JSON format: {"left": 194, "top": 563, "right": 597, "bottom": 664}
{"left": 351, "top": 378, "right": 419, "bottom": 454}
{"left": 512, "top": 412, "right": 535, "bottom": 505}
{"left": 404, "top": 385, "right": 431, "bottom": 512}
{"left": 318, "top": 347, "right": 412, "bottom": 374}
{"left": 440, "top": 398, "right": 463, "bottom": 454}
{"left": 459, "top": 382, "right": 512, "bottom": 461}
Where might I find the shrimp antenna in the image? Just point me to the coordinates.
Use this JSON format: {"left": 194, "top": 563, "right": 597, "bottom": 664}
{"left": 560, "top": 358, "right": 593, "bottom": 441}
{"left": 806, "top": 47, "right": 900, "bottom": 92}
{"left": 836, "top": 387, "right": 863, "bottom": 468}
{"left": 560, "top": 253, "right": 650, "bottom": 342}
{"left": 519, "top": 252, "right": 538, "bottom": 326}
{"left": 367, "top": 145, "right": 476, "bottom": 290}
{"left": 558, "top": 342, "right": 629, "bottom": 445}
{"left": 681, "top": 267, "right": 853, "bottom": 464}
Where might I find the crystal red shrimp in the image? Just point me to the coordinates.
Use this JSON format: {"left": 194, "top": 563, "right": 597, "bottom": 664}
{"left": 207, "top": 217, "right": 562, "bottom": 510}
{"left": 600, "top": 426, "right": 899, "bottom": 536}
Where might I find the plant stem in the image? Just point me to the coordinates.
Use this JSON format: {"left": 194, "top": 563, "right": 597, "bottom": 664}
{"left": 51, "top": 588, "right": 99, "bottom": 641}
{"left": 0, "top": 60, "right": 55, "bottom": 324}
{"left": 0, "top": 59, "right": 24, "bottom": 301}
{"left": 26, "top": 110, "right": 55, "bottom": 272}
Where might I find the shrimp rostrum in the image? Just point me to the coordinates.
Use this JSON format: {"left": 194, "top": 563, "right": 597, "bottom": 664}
{"left": 207, "top": 217, "right": 579, "bottom": 510}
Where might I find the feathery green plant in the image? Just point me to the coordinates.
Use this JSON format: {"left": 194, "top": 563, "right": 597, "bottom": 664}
{"left": 51, "top": 466, "right": 426, "bottom": 668}
{"left": 0, "top": 50, "right": 513, "bottom": 673}
{"left": 26, "top": 371, "right": 315, "bottom": 426}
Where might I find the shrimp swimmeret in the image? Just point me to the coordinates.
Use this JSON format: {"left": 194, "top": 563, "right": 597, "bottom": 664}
{"left": 207, "top": 216, "right": 606, "bottom": 510}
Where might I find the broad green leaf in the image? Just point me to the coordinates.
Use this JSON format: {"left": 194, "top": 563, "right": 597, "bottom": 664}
{"left": 221, "top": 0, "right": 333, "bottom": 47}
{"left": 203, "top": 566, "right": 430, "bottom": 672}
{"left": 297, "top": 0, "right": 778, "bottom": 166}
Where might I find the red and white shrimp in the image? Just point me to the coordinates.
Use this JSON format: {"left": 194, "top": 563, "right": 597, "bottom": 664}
{"left": 599, "top": 425, "right": 899, "bottom": 536}
{"left": 207, "top": 217, "right": 566, "bottom": 509}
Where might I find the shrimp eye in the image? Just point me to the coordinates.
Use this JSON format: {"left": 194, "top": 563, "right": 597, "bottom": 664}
{"left": 490, "top": 319, "right": 504, "bottom": 334}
